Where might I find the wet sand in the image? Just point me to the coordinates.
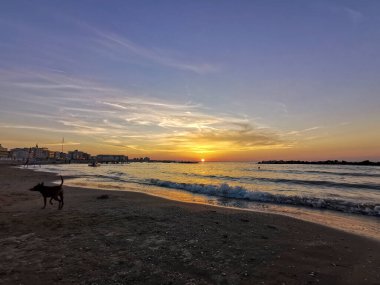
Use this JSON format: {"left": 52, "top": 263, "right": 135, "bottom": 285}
{"left": 1, "top": 164, "right": 380, "bottom": 284}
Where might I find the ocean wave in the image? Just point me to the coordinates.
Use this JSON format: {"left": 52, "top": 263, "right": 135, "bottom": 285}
{"left": 258, "top": 177, "right": 380, "bottom": 190}
{"left": 246, "top": 168, "right": 380, "bottom": 178}
{"left": 148, "top": 179, "right": 380, "bottom": 216}
{"left": 182, "top": 172, "right": 380, "bottom": 191}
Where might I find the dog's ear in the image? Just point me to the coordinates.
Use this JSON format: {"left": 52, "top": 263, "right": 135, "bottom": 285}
{"left": 41, "top": 182, "right": 44, "bottom": 186}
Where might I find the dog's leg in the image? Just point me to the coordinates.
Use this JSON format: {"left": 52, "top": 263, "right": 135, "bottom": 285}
{"left": 50, "top": 196, "right": 60, "bottom": 209}
{"left": 59, "top": 193, "right": 64, "bottom": 210}
{"left": 42, "top": 197, "right": 46, "bottom": 209}
{"left": 50, "top": 197, "right": 54, "bottom": 205}
{"left": 53, "top": 195, "right": 61, "bottom": 210}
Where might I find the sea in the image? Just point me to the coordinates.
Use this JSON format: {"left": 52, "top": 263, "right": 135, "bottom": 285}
{"left": 31, "top": 162, "right": 380, "bottom": 239}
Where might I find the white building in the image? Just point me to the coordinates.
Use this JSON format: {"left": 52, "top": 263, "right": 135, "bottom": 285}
{"left": 10, "top": 148, "right": 30, "bottom": 161}
{"left": 96, "top": 155, "right": 128, "bottom": 163}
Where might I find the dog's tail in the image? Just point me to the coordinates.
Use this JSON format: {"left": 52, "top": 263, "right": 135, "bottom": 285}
{"left": 60, "top": 175, "right": 64, "bottom": 186}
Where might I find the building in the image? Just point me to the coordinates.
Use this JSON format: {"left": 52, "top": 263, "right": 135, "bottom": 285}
{"left": 10, "top": 148, "right": 30, "bottom": 161}
{"left": 0, "top": 144, "right": 9, "bottom": 158}
{"left": 132, "top": 157, "right": 150, "bottom": 162}
{"left": 48, "top": 151, "right": 63, "bottom": 160}
{"left": 31, "top": 146, "right": 49, "bottom": 160}
{"left": 9, "top": 146, "right": 54, "bottom": 162}
{"left": 68, "top": 150, "right": 91, "bottom": 160}
{"left": 96, "top": 155, "right": 128, "bottom": 163}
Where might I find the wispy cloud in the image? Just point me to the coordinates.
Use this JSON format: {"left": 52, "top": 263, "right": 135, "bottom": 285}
{"left": 323, "top": 4, "right": 364, "bottom": 25}
{"left": 285, "top": 126, "right": 322, "bottom": 136}
{"left": 0, "top": 69, "right": 292, "bottom": 154}
{"left": 44, "top": 141, "right": 81, "bottom": 146}
{"left": 87, "top": 25, "right": 219, "bottom": 74}
{"left": 343, "top": 7, "right": 363, "bottom": 25}
{"left": 0, "top": 124, "right": 82, "bottom": 134}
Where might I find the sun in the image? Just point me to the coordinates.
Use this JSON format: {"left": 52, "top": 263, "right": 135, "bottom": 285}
{"left": 201, "top": 158, "right": 205, "bottom": 162}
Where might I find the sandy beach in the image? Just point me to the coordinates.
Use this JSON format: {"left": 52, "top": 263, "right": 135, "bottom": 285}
{"left": 1, "top": 164, "right": 380, "bottom": 285}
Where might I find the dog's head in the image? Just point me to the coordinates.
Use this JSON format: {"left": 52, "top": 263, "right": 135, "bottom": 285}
{"left": 29, "top": 182, "right": 44, "bottom": 191}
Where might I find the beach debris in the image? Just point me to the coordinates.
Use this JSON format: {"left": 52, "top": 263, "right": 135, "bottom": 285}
{"left": 97, "top": 194, "right": 109, "bottom": 200}
{"left": 266, "top": 224, "right": 278, "bottom": 230}
{"left": 240, "top": 218, "right": 249, "bottom": 222}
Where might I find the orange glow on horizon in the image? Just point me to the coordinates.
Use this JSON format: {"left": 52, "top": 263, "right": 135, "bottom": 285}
{"left": 2, "top": 117, "right": 380, "bottom": 162}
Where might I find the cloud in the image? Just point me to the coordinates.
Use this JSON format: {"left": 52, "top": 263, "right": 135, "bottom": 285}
{"left": 164, "top": 128, "right": 289, "bottom": 153}
{"left": 44, "top": 141, "right": 81, "bottom": 146}
{"left": 284, "top": 126, "right": 322, "bottom": 137}
{"left": 88, "top": 26, "right": 219, "bottom": 74}
{"left": 323, "top": 4, "right": 364, "bottom": 25}
{"left": 0, "top": 69, "right": 290, "bottom": 154}
{"left": 0, "top": 124, "right": 84, "bottom": 134}
{"left": 343, "top": 7, "right": 363, "bottom": 24}
{"left": 303, "top": 126, "right": 321, "bottom": 132}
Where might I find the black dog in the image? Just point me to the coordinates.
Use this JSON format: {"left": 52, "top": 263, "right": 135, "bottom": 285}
{"left": 30, "top": 176, "right": 64, "bottom": 209}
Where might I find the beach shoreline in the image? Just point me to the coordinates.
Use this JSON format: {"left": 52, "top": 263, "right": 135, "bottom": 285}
{"left": 1, "top": 164, "right": 380, "bottom": 284}
{"left": 20, "top": 162, "right": 380, "bottom": 241}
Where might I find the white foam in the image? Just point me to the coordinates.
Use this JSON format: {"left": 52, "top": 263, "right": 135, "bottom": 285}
{"left": 149, "top": 179, "right": 380, "bottom": 217}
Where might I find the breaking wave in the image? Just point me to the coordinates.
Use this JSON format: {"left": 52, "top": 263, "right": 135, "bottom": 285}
{"left": 182, "top": 173, "right": 380, "bottom": 191}
{"left": 148, "top": 179, "right": 380, "bottom": 217}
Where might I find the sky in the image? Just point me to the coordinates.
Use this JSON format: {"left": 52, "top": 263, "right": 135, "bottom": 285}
{"left": 0, "top": 0, "right": 379, "bottom": 161}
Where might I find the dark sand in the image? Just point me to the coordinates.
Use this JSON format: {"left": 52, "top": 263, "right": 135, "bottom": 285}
{"left": 0, "top": 164, "right": 379, "bottom": 285}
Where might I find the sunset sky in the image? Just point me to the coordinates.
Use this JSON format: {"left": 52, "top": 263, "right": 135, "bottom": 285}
{"left": 1, "top": 1, "right": 379, "bottom": 161}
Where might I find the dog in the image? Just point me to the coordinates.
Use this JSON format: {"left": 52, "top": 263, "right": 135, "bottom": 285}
{"left": 30, "top": 176, "right": 64, "bottom": 209}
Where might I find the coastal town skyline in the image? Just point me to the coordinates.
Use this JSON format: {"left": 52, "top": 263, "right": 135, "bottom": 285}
{"left": 2, "top": 142, "right": 380, "bottom": 164}
{"left": 0, "top": 143, "right": 150, "bottom": 163}
{"left": 1, "top": 1, "right": 380, "bottom": 161}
